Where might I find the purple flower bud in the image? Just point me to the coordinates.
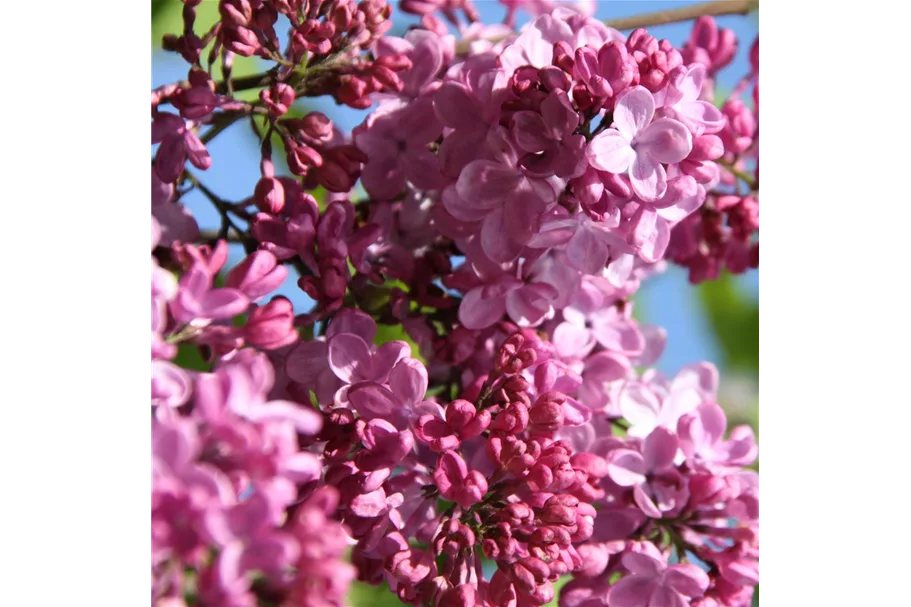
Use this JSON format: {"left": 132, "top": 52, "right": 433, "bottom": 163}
{"left": 225, "top": 250, "right": 287, "bottom": 302}
{"left": 254, "top": 176, "right": 286, "bottom": 214}
{"left": 260, "top": 82, "right": 295, "bottom": 118}
{"left": 245, "top": 296, "right": 298, "bottom": 350}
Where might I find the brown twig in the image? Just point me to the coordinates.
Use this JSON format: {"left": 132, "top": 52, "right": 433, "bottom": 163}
{"left": 455, "top": 0, "right": 758, "bottom": 54}
{"left": 605, "top": 0, "right": 759, "bottom": 31}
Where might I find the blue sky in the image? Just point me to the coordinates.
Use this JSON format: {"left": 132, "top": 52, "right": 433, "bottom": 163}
{"left": 152, "top": 0, "right": 758, "bottom": 377}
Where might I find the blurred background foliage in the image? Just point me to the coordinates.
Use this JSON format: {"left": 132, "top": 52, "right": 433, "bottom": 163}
{"left": 152, "top": 2, "right": 758, "bottom": 605}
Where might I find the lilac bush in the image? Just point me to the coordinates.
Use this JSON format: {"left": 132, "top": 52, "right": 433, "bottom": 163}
{"left": 151, "top": 1, "right": 759, "bottom": 605}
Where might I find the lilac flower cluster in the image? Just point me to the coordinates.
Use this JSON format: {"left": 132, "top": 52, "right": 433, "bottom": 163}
{"left": 152, "top": 2, "right": 758, "bottom": 605}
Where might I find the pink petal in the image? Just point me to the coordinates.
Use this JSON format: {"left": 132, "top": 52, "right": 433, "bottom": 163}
{"left": 350, "top": 488, "right": 388, "bottom": 518}
{"left": 584, "top": 351, "right": 631, "bottom": 381}
{"left": 285, "top": 340, "right": 329, "bottom": 385}
{"left": 605, "top": 448, "right": 646, "bottom": 486}
{"left": 198, "top": 288, "right": 250, "bottom": 321}
{"left": 647, "top": 585, "right": 688, "bottom": 607}
{"left": 456, "top": 160, "right": 523, "bottom": 206}
{"left": 586, "top": 130, "right": 635, "bottom": 173}
{"left": 665, "top": 564, "right": 710, "bottom": 597}
{"left": 673, "top": 362, "right": 719, "bottom": 395}
{"left": 481, "top": 208, "right": 525, "bottom": 263}
{"left": 506, "top": 284, "right": 556, "bottom": 327}
{"left": 513, "top": 111, "right": 552, "bottom": 153}
{"left": 327, "top": 309, "right": 377, "bottom": 343}
{"left": 567, "top": 226, "right": 611, "bottom": 274}
{"left": 347, "top": 382, "right": 400, "bottom": 419}
{"left": 608, "top": 575, "right": 659, "bottom": 607}
{"left": 620, "top": 383, "right": 661, "bottom": 435}
{"left": 629, "top": 153, "right": 666, "bottom": 202}
{"left": 633, "top": 485, "right": 664, "bottom": 518}
{"left": 434, "top": 82, "right": 482, "bottom": 130}
{"left": 637, "top": 118, "right": 693, "bottom": 165}
{"left": 241, "top": 400, "right": 323, "bottom": 435}
{"left": 327, "top": 333, "right": 372, "bottom": 383}
{"left": 592, "top": 319, "right": 645, "bottom": 356}
{"left": 458, "top": 287, "right": 506, "bottom": 330}
{"left": 388, "top": 358, "right": 428, "bottom": 407}
{"left": 614, "top": 86, "right": 656, "bottom": 140}
{"left": 642, "top": 427, "right": 678, "bottom": 472}
{"left": 371, "top": 340, "right": 411, "bottom": 383}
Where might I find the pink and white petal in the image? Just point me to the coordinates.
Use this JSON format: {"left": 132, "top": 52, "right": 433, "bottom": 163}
{"left": 503, "top": 188, "right": 548, "bottom": 245}
{"left": 591, "top": 319, "right": 645, "bottom": 356}
{"left": 665, "top": 564, "right": 710, "bottom": 597}
{"left": 512, "top": 111, "right": 552, "bottom": 153}
{"left": 606, "top": 253, "right": 635, "bottom": 287}
{"left": 636, "top": 118, "right": 694, "bottom": 164}
{"left": 442, "top": 185, "right": 495, "bottom": 222}
{"left": 402, "top": 148, "right": 445, "bottom": 192}
{"left": 586, "top": 130, "right": 635, "bottom": 173}
{"left": 347, "top": 382, "right": 400, "bottom": 420}
{"left": 629, "top": 154, "right": 666, "bottom": 202}
{"left": 639, "top": 217, "right": 671, "bottom": 263}
{"left": 371, "top": 340, "right": 412, "bottom": 382}
{"left": 456, "top": 159, "right": 523, "bottom": 206}
{"left": 506, "top": 284, "right": 556, "bottom": 327}
{"left": 327, "top": 309, "right": 377, "bottom": 343}
{"left": 613, "top": 86, "right": 656, "bottom": 140}
{"left": 646, "top": 584, "right": 688, "bottom": 607}
{"left": 605, "top": 448, "right": 647, "bottom": 487}
{"left": 634, "top": 325, "right": 667, "bottom": 367}
{"left": 434, "top": 82, "right": 483, "bottom": 130}
{"left": 619, "top": 383, "right": 661, "bottom": 436}
{"left": 567, "top": 226, "right": 611, "bottom": 274}
{"left": 632, "top": 485, "right": 664, "bottom": 518}
{"left": 585, "top": 351, "right": 631, "bottom": 382}
{"left": 458, "top": 287, "right": 506, "bottom": 330}
{"left": 680, "top": 100, "right": 726, "bottom": 135}
{"left": 481, "top": 208, "right": 525, "bottom": 263}
{"left": 327, "top": 333, "right": 372, "bottom": 383}
{"left": 527, "top": 217, "right": 578, "bottom": 249}
{"left": 388, "top": 358, "right": 429, "bottom": 406}
{"left": 553, "top": 322, "right": 597, "bottom": 359}
{"left": 673, "top": 362, "right": 719, "bottom": 395}
{"left": 642, "top": 427, "right": 679, "bottom": 472}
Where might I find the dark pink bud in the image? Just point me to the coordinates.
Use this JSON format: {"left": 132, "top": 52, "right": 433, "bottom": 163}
{"left": 245, "top": 296, "right": 298, "bottom": 350}
{"left": 260, "top": 82, "right": 295, "bottom": 118}
{"left": 714, "top": 28, "right": 738, "bottom": 71}
{"left": 219, "top": 0, "right": 253, "bottom": 26}
{"left": 538, "top": 66, "right": 570, "bottom": 92}
{"left": 226, "top": 250, "right": 287, "bottom": 301}
{"left": 571, "top": 168, "right": 604, "bottom": 207}
{"left": 375, "top": 53, "right": 413, "bottom": 72}
{"left": 182, "top": 130, "right": 211, "bottom": 170}
{"left": 750, "top": 36, "right": 759, "bottom": 74}
{"left": 286, "top": 140, "right": 323, "bottom": 176}
{"left": 359, "top": 419, "right": 414, "bottom": 470}
{"left": 337, "top": 75, "right": 371, "bottom": 109}
{"left": 155, "top": 133, "right": 187, "bottom": 183}
{"left": 598, "top": 41, "right": 636, "bottom": 96}
{"left": 254, "top": 176, "right": 285, "bottom": 214}
{"left": 372, "top": 64, "right": 404, "bottom": 92}
{"left": 529, "top": 392, "right": 566, "bottom": 433}
{"left": 400, "top": 0, "right": 443, "bottom": 15}
{"left": 491, "top": 401, "right": 529, "bottom": 434}
{"left": 414, "top": 416, "right": 460, "bottom": 452}
{"left": 438, "top": 584, "right": 477, "bottom": 607}
{"left": 691, "top": 134, "right": 725, "bottom": 161}
{"left": 223, "top": 25, "right": 260, "bottom": 57}
{"left": 301, "top": 111, "right": 333, "bottom": 141}
{"left": 552, "top": 41, "right": 575, "bottom": 73}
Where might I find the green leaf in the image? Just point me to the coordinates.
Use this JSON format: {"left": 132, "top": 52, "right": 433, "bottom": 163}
{"left": 348, "top": 581, "right": 406, "bottom": 606}
{"left": 697, "top": 272, "right": 759, "bottom": 374}
{"left": 173, "top": 343, "right": 209, "bottom": 372}
{"left": 375, "top": 323, "right": 425, "bottom": 365}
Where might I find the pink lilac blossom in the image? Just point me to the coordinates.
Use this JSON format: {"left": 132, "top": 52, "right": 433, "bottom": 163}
{"left": 151, "top": 4, "right": 758, "bottom": 606}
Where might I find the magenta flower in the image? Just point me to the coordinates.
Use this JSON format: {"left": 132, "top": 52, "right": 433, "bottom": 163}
{"left": 170, "top": 263, "right": 250, "bottom": 325}
{"left": 608, "top": 542, "right": 710, "bottom": 607}
{"left": 152, "top": 112, "right": 212, "bottom": 183}
{"left": 677, "top": 402, "right": 758, "bottom": 472}
{"left": 661, "top": 64, "right": 726, "bottom": 136}
{"left": 586, "top": 86, "right": 693, "bottom": 201}
{"left": 433, "top": 450, "right": 488, "bottom": 509}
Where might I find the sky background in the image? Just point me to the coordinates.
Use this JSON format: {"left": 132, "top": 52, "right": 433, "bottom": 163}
{"left": 151, "top": 0, "right": 759, "bottom": 389}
